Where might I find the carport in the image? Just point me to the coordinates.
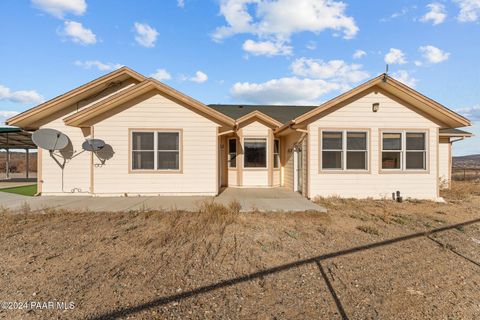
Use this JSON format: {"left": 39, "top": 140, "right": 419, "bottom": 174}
{"left": 0, "top": 125, "right": 36, "bottom": 180}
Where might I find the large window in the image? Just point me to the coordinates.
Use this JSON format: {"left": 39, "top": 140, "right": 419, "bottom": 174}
{"left": 228, "top": 138, "right": 237, "bottom": 168}
{"left": 131, "top": 130, "right": 181, "bottom": 171}
{"left": 321, "top": 130, "right": 368, "bottom": 171}
{"left": 381, "top": 131, "right": 426, "bottom": 171}
{"left": 244, "top": 138, "right": 267, "bottom": 168}
{"left": 274, "top": 139, "right": 280, "bottom": 168}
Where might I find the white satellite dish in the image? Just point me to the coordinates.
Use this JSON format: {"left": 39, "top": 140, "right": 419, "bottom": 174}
{"left": 82, "top": 139, "right": 105, "bottom": 152}
{"left": 32, "top": 128, "right": 69, "bottom": 151}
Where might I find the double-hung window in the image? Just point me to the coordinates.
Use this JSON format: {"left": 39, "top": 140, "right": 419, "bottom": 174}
{"left": 131, "top": 130, "right": 181, "bottom": 171}
{"left": 381, "top": 131, "right": 427, "bottom": 171}
{"left": 273, "top": 139, "right": 280, "bottom": 169}
{"left": 228, "top": 138, "right": 237, "bottom": 168}
{"left": 321, "top": 130, "right": 368, "bottom": 171}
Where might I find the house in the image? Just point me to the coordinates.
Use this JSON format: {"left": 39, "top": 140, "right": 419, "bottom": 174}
{"left": 6, "top": 67, "right": 472, "bottom": 200}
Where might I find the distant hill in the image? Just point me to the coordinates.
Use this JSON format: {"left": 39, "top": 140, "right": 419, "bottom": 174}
{"left": 453, "top": 154, "right": 480, "bottom": 168}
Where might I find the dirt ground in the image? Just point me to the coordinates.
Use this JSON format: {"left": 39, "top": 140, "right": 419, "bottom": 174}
{"left": 0, "top": 182, "right": 479, "bottom": 319}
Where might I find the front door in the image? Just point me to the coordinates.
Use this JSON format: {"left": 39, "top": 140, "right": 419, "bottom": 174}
{"left": 294, "top": 147, "right": 302, "bottom": 193}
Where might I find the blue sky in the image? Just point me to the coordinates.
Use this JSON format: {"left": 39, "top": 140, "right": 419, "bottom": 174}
{"left": 0, "top": 0, "right": 479, "bottom": 155}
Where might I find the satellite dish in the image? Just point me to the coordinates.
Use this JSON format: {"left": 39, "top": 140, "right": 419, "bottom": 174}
{"left": 82, "top": 139, "right": 105, "bottom": 152}
{"left": 32, "top": 128, "right": 69, "bottom": 151}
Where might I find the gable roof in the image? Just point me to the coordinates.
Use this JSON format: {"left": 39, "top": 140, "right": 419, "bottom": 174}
{"left": 234, "top": 110, "right": 283, "bottom": 127}
{"left": 63, "top": 78, "right": 235, "bottom": 127}
{"left": 290, "top": 74, "right": 470, "bottom": 129}
{"left": 208, "top": 104, "right": 318, "bottom": 124}
{"left": 6, "top": 67, "right": 145, "bottom": 129}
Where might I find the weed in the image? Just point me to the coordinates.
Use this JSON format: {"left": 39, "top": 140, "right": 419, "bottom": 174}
{"left": 356, "top": 225, "right": 380, "bottom": 236}
{"left": 455, "top": 225, "right": 465, "bottom": 232}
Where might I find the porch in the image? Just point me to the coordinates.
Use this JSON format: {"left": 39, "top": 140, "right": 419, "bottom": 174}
{"left": 0, "top": 187, "right": 326, "bottom": 213}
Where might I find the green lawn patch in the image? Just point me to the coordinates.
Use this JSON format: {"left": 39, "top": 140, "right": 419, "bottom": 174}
{"left": 0, "top": 184, "right": 37, "bottom": 196}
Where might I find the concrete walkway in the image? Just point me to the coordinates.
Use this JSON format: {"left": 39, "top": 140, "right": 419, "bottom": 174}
{"left": 0, "top": 187, "right": 326, "bottom": 213}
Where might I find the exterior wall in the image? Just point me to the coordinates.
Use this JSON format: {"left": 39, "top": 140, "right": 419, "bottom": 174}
{"left": 438, "top": 138, "right": 451, "bottom": 188}
{"left": 40, "top": 80, "right": 136, "bottom": 195}
{"left": 240, "top": 120, "right": 270, "bottom": 187}
{"left": 92, "top": 92, "right": 219, "bottom": 195}
{"left": 283, "top": 131, "right": 304, "bottom": 191}
{"left": 308, "top": 89, "right": 441, "bottom": 200}
{"left": 273, "top": 170, "right": 280, "bottom": 186}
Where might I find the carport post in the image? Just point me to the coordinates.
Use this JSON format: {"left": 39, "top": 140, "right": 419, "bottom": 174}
{"left": 5, "top": 148, "right": 9, "bottom": 179}
{"left": 5, "top": 132, "right": 9, "bottom": 179}
{"left": 25, "top": 148, "right": 29, "bottom": 179}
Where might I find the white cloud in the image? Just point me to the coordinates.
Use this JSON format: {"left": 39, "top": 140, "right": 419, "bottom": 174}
{"left": 456, "top": 105, "right": 480, "bottom": 120}
{"left": 151, "top": 69, "right": 172, "bottom": 81}
{"left": 290, "top": 58, "right": 369, "bottom": 83}
{"left": 0, "top": 85, "right": 45, "bottom": 105}
{"left": 231, "top": 77, "right": 341, "bottom": 105}
{"left": 61, "top": 20, "right": 96, "bottom": 45}
{"left": 384, "top": 48, "right": 407, "bottom": 65}
{"left": 454, "top": 0, "right": 480, "bottom": 22}
{"left": 32, "top": 0, "right": 86, "bottom": 18}
{"left": 74, "top": 60, "right": 122, "bottom": 71}
{"left": 414, "top": 60, "right": 423, "bottom": 66}
{"left": 242, "top": 39, "right": 292, "bottom": 56}
{"left": 391, "top": 70, "right": 418, "bottom": 88}
{"left": 419, "top": 45, "right": 450, "bottom": 63}
{"left": 188, "top": 71, "right": 208, "bottom": 83}
{"left": 353, "top": 49, "right": 366, "bottom": 59}
{"left": 212, "top": 0, "right": 358, "bottom": 50}
{"left": 0, "top": 111, "right": 20, "bottom": 124}
{"left": 134, "top": 22, "right": 159, "bottom": 48}
{"left": 177, "top": 0, "right": 185, "bottom": 8}
{"left": 231, "top": 57, "right": 370, "bottom": 104}
{"left": 181, "top": 71, "right": 208, "bottom": 83}
{"left": 420, "top": 3, "right": 447, "bottom": 25}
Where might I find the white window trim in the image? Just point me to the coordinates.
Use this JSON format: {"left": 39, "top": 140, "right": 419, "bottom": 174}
{"left": 380, "top": 130, "right": 428, "bottom": 173}
{"left": 320, "top": 129, "right": 369, "bottom": 172}
{"left": 130, "top": 129, "right": 182, "bottom": 173}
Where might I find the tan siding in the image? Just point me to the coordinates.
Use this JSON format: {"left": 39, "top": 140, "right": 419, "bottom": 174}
{"left": 438, "top": 141, "right": 451, "bottom": 188}
{"left": 39, "top": 80, "right": 140, "bottom": 195}
{"left": 283, "top": 132, "right": 303, "bottom": 191}
{"left": 92, "top": 93, "right": 219, "bottom": 195}
{"left": 309, "top": 91, "right": 441, "bottom": 200}
{"left": 273, "top": 170, "right": 280, "bottom": 186}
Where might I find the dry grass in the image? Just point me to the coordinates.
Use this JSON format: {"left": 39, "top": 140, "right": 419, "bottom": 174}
{"left": 441, "top": 180, "right": 480, "bottom": 201}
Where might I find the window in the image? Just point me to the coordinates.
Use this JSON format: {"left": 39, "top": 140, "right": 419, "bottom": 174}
{"left": 157, "top": 132, "right": 180, "bottom": 170}
{"left": 347, "top": 132, "right": 367, "bottom": 170}
{"left": 406, "top": 132, "right": 426, "bottom": 170}
{"left": 131, "top": 130, "right": 180, "bottom": 171}
{"left": 322, "top": 131, "right": 343, "bottom": 169}
{"left": 321, "top": 130, "right": 368, "bottom": 171}
{"left": 381, "top": 131, "right": 426, "bottom": 171}
{"left": 244, "top": 138, "right": 267, "bottom": 168}
{"left": 381, "top": 133, "right": 402, "bottom": 169}
{"left": 273, "top": 139, "right": 280, "bottom": 168}
{"left": 132, "top": 132, "right": 154, "bottom": 170}
{"left": 228, "top": 138, "right": 237, "bottom": 168}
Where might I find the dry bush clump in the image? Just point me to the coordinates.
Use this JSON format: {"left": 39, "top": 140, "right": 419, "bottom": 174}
{"left": 441, "top": 181, "right": 480, "bottom": 201}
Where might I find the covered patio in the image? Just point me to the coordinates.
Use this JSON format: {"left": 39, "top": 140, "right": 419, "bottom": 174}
{"left": 0, "top": 125, "right": 36, "bottom": 181}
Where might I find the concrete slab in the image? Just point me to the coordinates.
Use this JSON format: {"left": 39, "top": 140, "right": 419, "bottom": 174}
{"left": 0, "top": 187, "right": 326, "bottom": 213}
{"left": 215, "top": 187, "right": 327, "bottom": 213}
